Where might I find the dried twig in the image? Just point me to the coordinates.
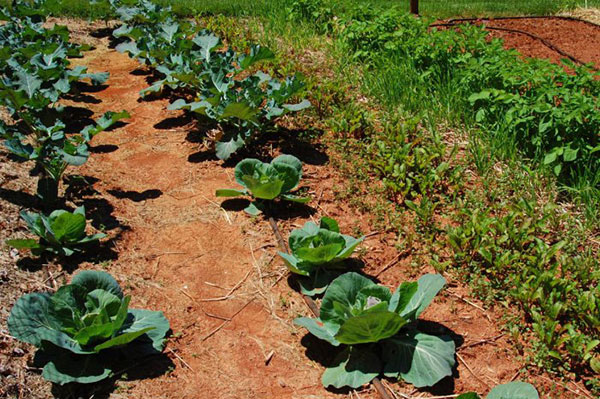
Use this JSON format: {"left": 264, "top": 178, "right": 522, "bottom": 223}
{"left": 448, "top": 291, "right": 492, "bottom": 322}
{"left": 201, "top": 298, "right": 255, "bottom": 341}
{"left": 167, "top": 348, "right": 194, "bottom": 371}
{"left": 199, "top": 269, "right": 252, "bottom": 302}
{"left": 459, "top": 333, "right": 505, "bottom": 351}
{"left": 375, "top": 249, "right": 410, "bottom": 277}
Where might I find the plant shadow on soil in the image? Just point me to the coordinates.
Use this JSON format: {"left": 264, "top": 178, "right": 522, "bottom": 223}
{"left": 9, "top": 175, "right": 131, "bottom": 272}
{"left": 219, "top": 199, "right": 316, "bottom": 220}
{"left": 299, "top": 321, "right": 464, "bottom": 396}
{"left": 48, "top": 351, "right": 174, "bottom": 399}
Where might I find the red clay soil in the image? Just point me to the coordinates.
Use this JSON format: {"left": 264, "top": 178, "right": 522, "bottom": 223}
{"left": 1, "top": 24, "right": 593, "bottom": 399}
{"left": 482, "top": 17, "right": 600, "bottom": 67}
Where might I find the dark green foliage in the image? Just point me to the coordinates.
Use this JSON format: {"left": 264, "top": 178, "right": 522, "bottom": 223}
{"left": 0, "top": 0, "right": 128, "bottom": 203}
{"left": 8, "top": 270, "right": 170, "bottom": 384}
{"left": 295, "top": 272, "right": 454, "bottom": 389}
{"left": 6, "top": 206, "right": 105, "bottom": 257}
{"left": 110, "top": 0, "right": 310, "bottom": 159}
{"left": 447, "top": 198, "right": 600, "bottom": 377}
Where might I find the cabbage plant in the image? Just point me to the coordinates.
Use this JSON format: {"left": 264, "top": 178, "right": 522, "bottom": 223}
{"left": 6, "top": 206, "right": 105, "bottom": 257}
{"left": 216, "top": 154, "right": 309, "bottom": 215}
{"left": 294, "top": 272, "right": 455, "bottom": 389}
{"left": 458, "top": 381, "right": 539, "bottom": 399}
{"left": 278, "top": 217, "right": 364, "bottom": 296}
{"left": 8, "top": 270, "right": 170, "bottom": 385}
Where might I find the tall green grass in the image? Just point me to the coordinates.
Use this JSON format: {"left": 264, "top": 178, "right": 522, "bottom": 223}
{"left": 6, "top": 0, "right": 600, "bottom": 19}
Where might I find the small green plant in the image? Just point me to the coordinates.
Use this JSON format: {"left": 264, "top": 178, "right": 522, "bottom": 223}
{"left": 216, "top": 154, "right": 310, "bottom": 215}
{"left": 457, "top": 381, "right": 539, "bottom": 399}
{"left": 2, "top": 111, "right": 129, "bottom": 203}
{"left": 6, "top": 206, "right": 105, "bottom": 257}
{"left": 8, "top": 270, "right": 170, "bottom": 385}
{"left": 294, "top": 272, "right": 454, "bottom": 389}
{"left": 278, "top": 217, "right": 364, "bottom": 296}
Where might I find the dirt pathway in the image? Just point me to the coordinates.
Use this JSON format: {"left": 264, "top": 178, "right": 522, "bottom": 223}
{"left": 74, "top": 39, "right": 331, "bottom": 399}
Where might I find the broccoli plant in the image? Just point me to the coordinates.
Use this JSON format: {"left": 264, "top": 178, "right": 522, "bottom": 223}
{"left": 110, "top": 0, "right": 310, "bottom": 160}
{"left": 294, "top": 272, "right": 455, "bottom": 389}
{"left": 6, "top": 206, "right": 105, "bottom": 257}
{"left": 8, "top": 270, "right": 170, "bottom": 385}
{"left": 216, "top": 155, "right": 310, "bottom": 215}
{"left": 1, "top": 111, "right": 129, "bottom": 203}
{"left": 0, "top": 1, "right": 127, "bottom": 204}
{"left": 458, "top": 381, "right": 539, "bottom": 399}
{"left": 278, "top": 217, "right": 364, "bottom": 296}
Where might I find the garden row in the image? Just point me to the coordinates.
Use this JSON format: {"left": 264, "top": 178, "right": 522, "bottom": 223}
{"left": 1, "top": 0, "right": 542, "bottom": 397}
{"left": 283, "top": 0, "right": 600, "bottom": 389}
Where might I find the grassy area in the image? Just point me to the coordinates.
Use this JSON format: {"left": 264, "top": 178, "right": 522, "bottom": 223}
{"left": 7, "top": 0, "right": 600, "bottom": 19}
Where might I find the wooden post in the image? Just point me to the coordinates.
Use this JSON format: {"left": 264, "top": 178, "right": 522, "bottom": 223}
{"left": 410, "top": 0, "right": 419, "bottom": 15}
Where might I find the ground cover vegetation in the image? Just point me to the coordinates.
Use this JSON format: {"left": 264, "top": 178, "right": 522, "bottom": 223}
{"left": 1, "top": 0, "right": 598, "bottom": 397}
{"left": 260, "top": 2, "right": 600, "bottom": 393}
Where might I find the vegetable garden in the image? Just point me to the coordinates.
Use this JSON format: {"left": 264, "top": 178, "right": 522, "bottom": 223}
{"left": 1, "top": 0, "right": 599, "bottom": 398}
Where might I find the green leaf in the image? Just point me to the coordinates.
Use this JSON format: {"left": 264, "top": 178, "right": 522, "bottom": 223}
{"left": 282, "top": 99, "right": 311, "bottom": 112}
{"left": 221, "top": 102, "right": 258, "bottom": 122}
{"left": 294, "top": 317, "right": 340, "bottom": 346}
{"left": 563, "top": 146, "right": 579, "bottom": 162}
{"left": 215, "top": 189, "right": 246, "bottom": 197}
{"left": 243, "top": 175, "right": 285, "bottom": 200}
{"left": 321, "top": 272, "right": 376, "bottom": 327}
{"left": 50, "top": 211, "right": 86, "bottom": 242}
{"left": 335, "top": 311, "right": 407, "bottom": 344}
{"left": 215, "top": 134, "right": 245, "bottom": 160}
{"left": 15, "top": 70, "right": 42, "bottom": 98}
{"left": 456, "top": 394, "right": 480, "bottom": 399}
{"left": 120, "top": 309, "right": 170, "bottom": 352}
{"left": 5, "top": 239, "right": 42, "bottom": 250}
{"left": 240, "top": 45, "right": 275, "bottom": 69}
{"left": 487, "top": 382, "right": 539, "bottom": 399}
{"left": 234, "top": 158, "right": 262, "bottom": 187}
{"left": 389, "top": 282, "right": 418, "bottom": 313}
{"left": 37, "top": 349, "right": 111, "bottom": 385}
{"left": 244, "top": 202, "right": 263, "bottom": 216}
{"left": 383, "top": 331, "right": 455, "bottom": 387}
{"left": 400, "top": 274, "right": 445, "bottom": 321}
{"left": 322, "top": 347, "right": 381, "bottom": 388}
{"left": 281, "top": 194, "right": 310, "bottom": 203}
{"left": 71, "top": 271, "right": 124, "bottom": 299}
{"left": 8, "top": 293, "right": 60, "bottom": 347}
{"left": 320, "top": 217, "right": 340, "bottom": 233}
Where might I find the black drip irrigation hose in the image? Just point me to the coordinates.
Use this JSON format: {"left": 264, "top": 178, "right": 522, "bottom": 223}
{"left": 267, "top": 216, "right": 395, "bottom": 399}
{"left": 430, "top": 15, "right": 600, "bottom": 70}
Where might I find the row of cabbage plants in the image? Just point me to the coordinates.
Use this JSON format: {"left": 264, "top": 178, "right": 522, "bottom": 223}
{"left": 217, "top": 155, "right": 539, "bottom": 397}
{"left": 2, "top": 0, "right": 170, "bottom": 386}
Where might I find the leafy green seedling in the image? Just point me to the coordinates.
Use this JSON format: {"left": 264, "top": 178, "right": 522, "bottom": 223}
{"left": 8, "top": 270, "right": 170, "bottom": 385}
{"left": 2, "top": 111, "right": 130, "bottom": 203}
{"left": 6, "top": 206, "right": 105, "bottom": 257}
{"left": 278, "top": 217, "right": 364, "bottom": 296}
{"left": 457, "top": 381, "right": 539, "bottom": 399}
{"left": 216, "top": 154, "right": 310, "bottom": 215}
{"left": 294, "top": 272, "right": 455, "bottom": 389}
